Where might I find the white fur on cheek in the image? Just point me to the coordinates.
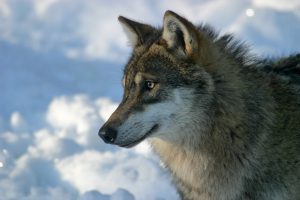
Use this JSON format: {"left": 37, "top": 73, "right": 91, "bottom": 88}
{"left": 115, "top": 88, "right": 196, "bottom": 144}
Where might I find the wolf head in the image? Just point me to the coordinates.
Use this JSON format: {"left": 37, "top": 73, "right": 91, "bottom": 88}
{"left": 99, "top": 11, "right": 242, "bottom": 148}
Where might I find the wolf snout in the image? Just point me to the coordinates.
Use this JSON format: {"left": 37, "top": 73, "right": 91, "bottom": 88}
{"left": 98, "top": 125, "right": 118, "bottom": 144}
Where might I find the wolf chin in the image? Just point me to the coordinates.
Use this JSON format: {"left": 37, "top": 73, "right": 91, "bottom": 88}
{"left": 99, "top": 10, "right": 300, "bottom": 200}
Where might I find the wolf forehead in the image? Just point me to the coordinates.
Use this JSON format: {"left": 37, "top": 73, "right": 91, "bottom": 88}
{"left": 123, "top": 44, "right": 200, "bottom": 86}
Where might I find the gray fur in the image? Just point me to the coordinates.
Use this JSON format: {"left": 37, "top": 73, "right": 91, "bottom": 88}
{"left": 99, "top": 11, "right": 300, "bottom": 200}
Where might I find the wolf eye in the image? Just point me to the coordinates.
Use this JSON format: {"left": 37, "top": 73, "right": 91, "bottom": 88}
{"left": 145, "top": 80, "right": 155, "bottom": 90}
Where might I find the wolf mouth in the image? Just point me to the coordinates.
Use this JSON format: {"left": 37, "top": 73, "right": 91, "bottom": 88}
{"left": 119, "top": 124, "right": 159, "bottom": 148}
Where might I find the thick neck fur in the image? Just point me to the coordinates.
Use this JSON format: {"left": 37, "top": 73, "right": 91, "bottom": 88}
{"left": 150, "top": 137, "right": 246, "bottom": 200}
{"left": 150, "top": 60, "right": 273, "bottom": 200}
{"left": 150, "top": 119, "right": 250, "bottom": 200}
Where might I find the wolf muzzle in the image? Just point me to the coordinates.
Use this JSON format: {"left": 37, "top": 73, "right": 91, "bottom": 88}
{"left": 98, "top": 124, "right": 118, "bottom": 144}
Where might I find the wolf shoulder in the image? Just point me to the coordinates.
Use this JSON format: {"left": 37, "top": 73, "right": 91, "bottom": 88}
{"left": 260, "top": 54, "right": 300, "bottom": 88}
{"left": 251, "top": 53, "right": 300, "bottom": 199}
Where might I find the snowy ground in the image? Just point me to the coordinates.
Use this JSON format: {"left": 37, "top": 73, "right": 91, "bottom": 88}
{"left": 0, "top": 0, "right": 299, "bottom": 200}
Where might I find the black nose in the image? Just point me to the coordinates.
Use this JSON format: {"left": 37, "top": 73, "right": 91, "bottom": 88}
{"left": 98, "top": 125, "right": 117, "bottom": 144}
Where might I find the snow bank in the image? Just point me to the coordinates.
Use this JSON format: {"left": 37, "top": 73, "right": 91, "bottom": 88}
{"left": 46, "top": 95, "right": 105, "bottom": 148}
{"left": 56, "top": 150, "right": 176, "bottom": 200}
{"left": 0, "top": 95, "right": 179, "bottom": 200}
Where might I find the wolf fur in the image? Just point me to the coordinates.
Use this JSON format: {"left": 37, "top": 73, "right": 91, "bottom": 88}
{"left": 99, "top": 11, "right": 300, "bottom": 200}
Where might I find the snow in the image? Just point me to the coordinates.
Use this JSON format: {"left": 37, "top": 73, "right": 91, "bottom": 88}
{"left": 245, "top": 8, "right": 255, "bottom": 17}
{"left": 0, "top": 0, "right": 299, "bottom": 200}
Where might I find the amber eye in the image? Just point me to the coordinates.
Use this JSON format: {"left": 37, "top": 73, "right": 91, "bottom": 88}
{"left": 145, "top": 80, "right": 155, "bottom": 90}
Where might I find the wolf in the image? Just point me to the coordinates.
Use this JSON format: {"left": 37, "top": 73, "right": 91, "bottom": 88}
{"left": 98, "top": 10, "right": 300, "bottom": 200}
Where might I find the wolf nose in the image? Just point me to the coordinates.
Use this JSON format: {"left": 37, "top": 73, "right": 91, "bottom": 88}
{"left": 98, "top": 125, "right": 117, "bottom": 144}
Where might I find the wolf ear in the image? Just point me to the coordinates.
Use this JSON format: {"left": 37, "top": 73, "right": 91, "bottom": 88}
{"left": 118, "top": 16, "right": 155, "bottom": 47}
{"left": 162, "top": 11, "right": 198, "bottom": 57}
